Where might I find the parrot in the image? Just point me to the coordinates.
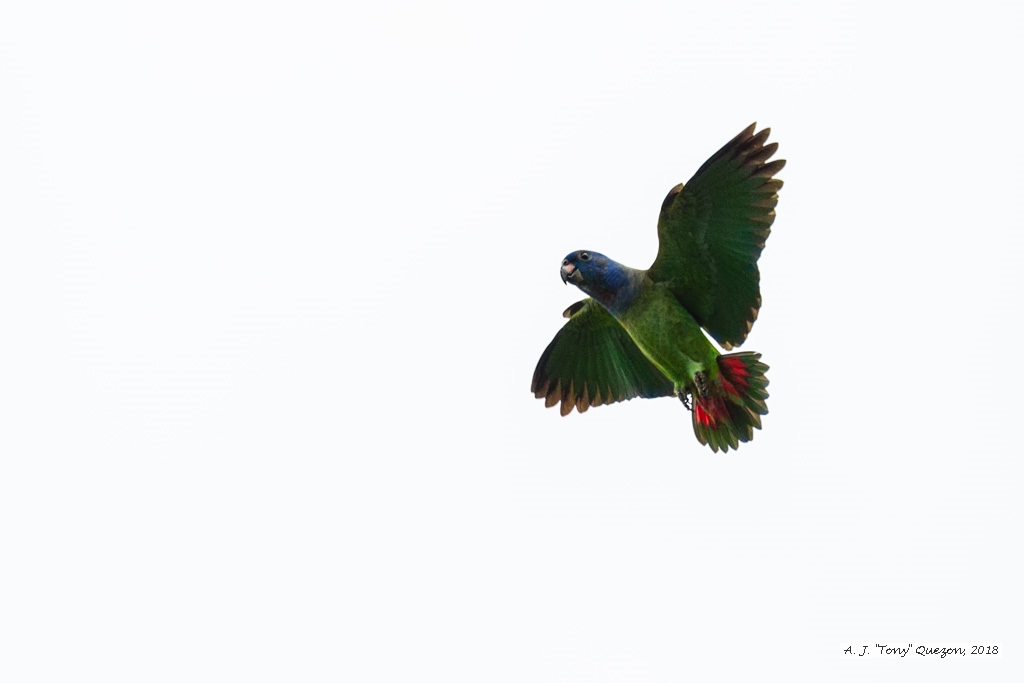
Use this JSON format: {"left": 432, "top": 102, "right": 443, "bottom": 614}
{"left": 531, "top": 123, "right": 783, "bottom": 452}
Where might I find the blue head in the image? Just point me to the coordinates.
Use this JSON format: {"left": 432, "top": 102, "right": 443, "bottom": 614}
{"left": 559, "top": 250, "right": 640, "bottom": 316}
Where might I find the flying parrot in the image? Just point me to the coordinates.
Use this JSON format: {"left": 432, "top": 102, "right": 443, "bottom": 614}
{"left": 531, "top": 124, "right": 784, "bottom": 452}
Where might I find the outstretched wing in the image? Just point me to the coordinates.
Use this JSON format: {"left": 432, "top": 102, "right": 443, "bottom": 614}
{"left": 648, "top": 123, "right": 784, "bottom": 349}
{"left": 532, "top": 298, "right": 675, "bottom": 416}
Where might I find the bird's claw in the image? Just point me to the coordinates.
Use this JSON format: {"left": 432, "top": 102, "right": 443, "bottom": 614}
{"left": 694, "top": 371, "right": 709, "bottom": 398}
{"left": 678, "top": 390, "right": 692, "bottom": 411}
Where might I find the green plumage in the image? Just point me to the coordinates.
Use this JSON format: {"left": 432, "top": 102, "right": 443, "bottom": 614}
{"left": 650, "top": 124, "right": 783, "bottom": 349}
{"left": 532, "top": 124, "right": 784, "bottom": 451}
{"left": 532, "top": 300, "right": 675, "bottom": 416}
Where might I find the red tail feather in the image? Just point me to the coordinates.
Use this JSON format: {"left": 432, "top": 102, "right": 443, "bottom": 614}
{"left": 691, "top": 352, "right": 769, "bottom": 452}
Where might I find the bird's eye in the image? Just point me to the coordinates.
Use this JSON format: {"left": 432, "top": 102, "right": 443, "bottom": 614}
{"left": 579, "top": 252, "right": 591, "bottom": 261}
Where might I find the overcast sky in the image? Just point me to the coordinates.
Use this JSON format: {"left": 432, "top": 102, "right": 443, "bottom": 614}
{"left": 2, "top": 1, "right": 1022, "bottom": 681}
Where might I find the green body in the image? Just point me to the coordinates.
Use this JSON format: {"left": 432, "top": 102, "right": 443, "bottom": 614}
{"left": 615, "top": 277, "right": 720, "bottom": 393}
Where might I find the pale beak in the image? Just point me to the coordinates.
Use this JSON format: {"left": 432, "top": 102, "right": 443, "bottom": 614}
{"left": 560, "top": 262, "right": 576, "bottom": 285}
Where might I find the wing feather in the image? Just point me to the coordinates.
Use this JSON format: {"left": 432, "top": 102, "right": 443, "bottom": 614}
{"left": 649, "top": 124, "right": 784, "bottom": 349}
{"left": 532, "top": 298, "right": 675, "bottom": 414}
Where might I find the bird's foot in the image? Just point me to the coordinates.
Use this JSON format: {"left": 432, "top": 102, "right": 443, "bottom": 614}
{"left": 678, "top": 390, "right": 692, "bottom": 411}
{"left": 694, "top": 371, "right": 709, "bottom": 398}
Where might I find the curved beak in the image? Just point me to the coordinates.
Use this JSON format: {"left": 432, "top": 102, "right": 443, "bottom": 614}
{"left": 560, "top": 262, "right": 576, "bottom": 285}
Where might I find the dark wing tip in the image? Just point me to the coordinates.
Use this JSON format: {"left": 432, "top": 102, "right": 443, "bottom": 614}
{"left": 531, "top": 340, "right": 555, "bottom": 395}
{"left": 753, "top": 158, "right": 786, "bottom": 179}
{"left": 559, "top": 380, "right": 576, "bottom": 416}
{"left": 562, "top": 299, "right": 588, "bottom": 319}
{"left": 660, "top": 182, "right": 685, "bottom": 214}
{"left": 685, "top": 123, "right": 774, "bottom": 184}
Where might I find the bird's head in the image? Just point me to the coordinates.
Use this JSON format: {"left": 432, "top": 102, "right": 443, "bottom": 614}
{"left": 559, "top": 248, "right": 636, "bottom": 302}
{"left": 560, "top": 250, "right": 605, "bottom": 289}
{"left": 559, "top": 250, "right": 639, "bottom": 316}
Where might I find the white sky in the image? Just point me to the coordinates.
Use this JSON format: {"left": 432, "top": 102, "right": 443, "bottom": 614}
{"left": 2, "top": 1, "right": 1022, "bottom": 681}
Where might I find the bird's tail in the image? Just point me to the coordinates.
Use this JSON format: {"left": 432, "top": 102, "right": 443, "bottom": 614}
{"left": 691, "top": 352, "right": 769, "bottom": 453}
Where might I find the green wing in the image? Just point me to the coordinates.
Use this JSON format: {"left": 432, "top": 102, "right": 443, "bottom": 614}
{"left": 532, "top": 299, "right": 675, "bottom": 416}
{"left": 648, "top": 123, "right": 785, "bottom": 350}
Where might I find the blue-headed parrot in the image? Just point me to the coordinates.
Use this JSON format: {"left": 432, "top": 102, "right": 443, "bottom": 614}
{"left": 532, "top": 124, "right": 784, "bottom": 452}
